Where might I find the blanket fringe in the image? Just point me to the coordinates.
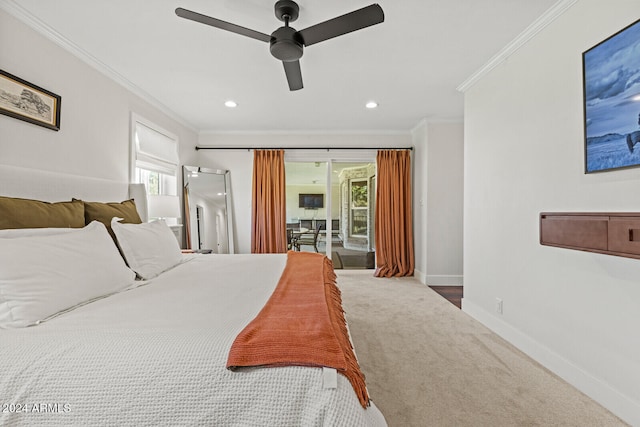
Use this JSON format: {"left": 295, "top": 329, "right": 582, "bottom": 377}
{"left": 323, "top": 257, "right": 370, "bottom": 408}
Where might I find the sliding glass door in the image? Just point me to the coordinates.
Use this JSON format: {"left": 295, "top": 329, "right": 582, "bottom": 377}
{"left": 285, "top": 158, "right": 376, "bottom": 270}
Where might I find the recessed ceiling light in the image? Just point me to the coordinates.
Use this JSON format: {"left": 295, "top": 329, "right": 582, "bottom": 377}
{"left": 224, "top": 100, "right": 238, "bottom": 108}
{"left": 633, "top": 94, "right": 640, "bottom": 102}
{"left": 365, "top": 101, "right": 378, "bottom": 109}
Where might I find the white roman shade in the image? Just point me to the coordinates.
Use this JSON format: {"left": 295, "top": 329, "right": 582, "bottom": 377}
{"left": 135, "top": 121, "right": 178, "bottom": 175}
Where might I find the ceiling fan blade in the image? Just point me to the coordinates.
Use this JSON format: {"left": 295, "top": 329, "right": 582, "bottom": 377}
{"left": 175, "top": 7, "right": 271, "bottom": 43}
{"left": 283, "top": 60, "right": 303, "bottom": 91}
{"left": 298, "top": 4, "right": 384, "bottom": 47}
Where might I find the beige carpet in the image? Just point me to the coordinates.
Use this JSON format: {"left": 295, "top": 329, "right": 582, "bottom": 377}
{"left": 336, "top": 270, "right": 627, "bottom": 427}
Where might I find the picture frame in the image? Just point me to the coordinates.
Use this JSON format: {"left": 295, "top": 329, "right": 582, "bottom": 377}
{"left": 0, "top": 69, "right": 61, "bottom": 131}
{"left": 583, "top": 19, "right": 640, "bottom": 173}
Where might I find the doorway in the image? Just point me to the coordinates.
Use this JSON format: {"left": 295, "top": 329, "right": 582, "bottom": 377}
{"left": 285, "top": 160, "right": 375, "bottom": 269}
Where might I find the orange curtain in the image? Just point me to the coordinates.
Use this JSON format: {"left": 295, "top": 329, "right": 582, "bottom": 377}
{"left": 374, "top": 150, "right": 414, "bottom": 277}
{"left": 251, "top": 150, "right": 287, "bottom": 253}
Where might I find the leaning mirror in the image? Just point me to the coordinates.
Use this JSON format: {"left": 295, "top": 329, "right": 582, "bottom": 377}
{"left": 183, "top": 166, "right": 235, "bottom": 254}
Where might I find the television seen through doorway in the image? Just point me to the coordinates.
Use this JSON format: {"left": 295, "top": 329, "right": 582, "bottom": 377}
{"left": 285, "top": 161, "right": 376, "bottom": 270}
{"left": 298, "top": 193, "right": 323, "bottom": 209}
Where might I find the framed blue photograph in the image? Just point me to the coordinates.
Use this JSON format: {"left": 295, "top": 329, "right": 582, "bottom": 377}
{"left": 583, "top": 18, "right": 640, "bottom": 173}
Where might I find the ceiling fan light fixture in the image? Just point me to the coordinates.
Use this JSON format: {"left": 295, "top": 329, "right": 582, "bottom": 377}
{"left": 365, "top": 101, "right": 378, "bottom": 109}
{"left": 224, "top": 100, "right": 238, "bottom": 108}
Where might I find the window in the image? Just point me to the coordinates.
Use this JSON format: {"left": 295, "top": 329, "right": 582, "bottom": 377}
{"left": 134, "top": 168, "right": 176, "bottom": 197}
{"left": 350, "top": 179, "right": 368, "bottom": 237}
{"left": 131, "top": 114, "right": 179, "bottom": 223}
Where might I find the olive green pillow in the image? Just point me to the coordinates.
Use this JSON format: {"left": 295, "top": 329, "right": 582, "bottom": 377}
{"left": 0, "top": 196, "right": 85, "bottom": 230}
{"left": 80, "top": 199, "right": 142, "bottom": 227}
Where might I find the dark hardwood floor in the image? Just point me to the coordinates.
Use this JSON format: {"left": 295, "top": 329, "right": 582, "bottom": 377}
{"left": 428, "top": 286, "right": 463, "bottom": 309}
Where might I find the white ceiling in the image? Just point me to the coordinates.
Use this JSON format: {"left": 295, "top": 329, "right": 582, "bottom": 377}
{"left": 6, "top": 0, "right": 558, "bottom": 133}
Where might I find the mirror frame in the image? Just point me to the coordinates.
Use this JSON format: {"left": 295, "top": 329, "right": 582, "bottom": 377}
{"left": 182, "top": 166, "right": 235, "bottom": 254}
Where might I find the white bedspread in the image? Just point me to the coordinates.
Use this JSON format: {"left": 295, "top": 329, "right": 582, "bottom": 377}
{"left": 0, "top": 254, "right": 386, "bottom": 427}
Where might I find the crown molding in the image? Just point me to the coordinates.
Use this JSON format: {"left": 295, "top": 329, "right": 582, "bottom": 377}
{"left": 457, "top": 0, "right": 578, "bottom": 93}
{"left": 0, "top": 0, "right": 197, "bottom": 132}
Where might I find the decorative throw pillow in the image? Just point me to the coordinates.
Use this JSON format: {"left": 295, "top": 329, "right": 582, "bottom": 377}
{"left": 76, "top": 198, "right": 142, "bottom": 243}
{"left": 0, "top": 196, "right": 85, "bottom": 229}
{"left": 80, "top": 198, "right": 142, "bottom": 227}
{"left": 111, "top": 218, "right": 183, "bottom": 280}
{"left": 0, "top": 221, "right": 136, "bottom": 328}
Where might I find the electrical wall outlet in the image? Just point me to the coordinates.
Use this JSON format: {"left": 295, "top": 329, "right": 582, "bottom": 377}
{"left": 495, "top": 298, "right": 503, "bottom": 314}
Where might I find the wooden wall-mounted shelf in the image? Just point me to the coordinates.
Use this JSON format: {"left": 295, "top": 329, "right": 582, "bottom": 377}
{"left": 540, "top": 212, "right": 640, "bottom": 260}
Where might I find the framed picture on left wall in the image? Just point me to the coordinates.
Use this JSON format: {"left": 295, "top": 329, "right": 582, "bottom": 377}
{"left": 0, "top": 69, "right": 61, "bottom": 131}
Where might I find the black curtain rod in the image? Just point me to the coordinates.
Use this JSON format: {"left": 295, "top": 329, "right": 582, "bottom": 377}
{"left": 195, "top": 146, "right": 413, "bottom": 151}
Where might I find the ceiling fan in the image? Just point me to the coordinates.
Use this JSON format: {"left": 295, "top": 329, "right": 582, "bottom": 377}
{"left": 175, "top": 1, "right": 384, "bottom": 91}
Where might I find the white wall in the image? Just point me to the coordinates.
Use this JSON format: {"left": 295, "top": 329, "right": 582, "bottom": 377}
{"left": 0, "top": 9, "right": 197, "bottom": 186}
{"left": 412, "top": 123, "right": 428, "bottom": 279}
{"left": 412, "top": 121, "right": 464, "bottom": 284}
{"left": 462, "top": 1, "right": 640, "bottom": 424}
{"left": 196, "top": 133, "right": 411, "bottom": 253}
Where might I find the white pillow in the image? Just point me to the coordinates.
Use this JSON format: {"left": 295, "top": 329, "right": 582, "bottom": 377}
{"left": 0, "top": 227, "right": 81, "bottom": 238}
{"left": 111, "top": 218, "right": 183, "bottom": 279}
{"left": 0, "top": 221, "right": 136, "bottom": 328}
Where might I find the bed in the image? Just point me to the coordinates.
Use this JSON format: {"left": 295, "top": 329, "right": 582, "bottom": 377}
{"left": 0, "top": 165, "right": 387, "bottom": 426}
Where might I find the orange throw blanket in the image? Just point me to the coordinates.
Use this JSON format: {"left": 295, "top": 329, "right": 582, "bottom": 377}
{"left": 226, "top": 251, "right": 369, "bottom": 408}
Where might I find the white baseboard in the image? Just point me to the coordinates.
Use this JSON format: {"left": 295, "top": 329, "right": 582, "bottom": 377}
{"left": 462, "top": 299, "right": 640, "bottom": 426}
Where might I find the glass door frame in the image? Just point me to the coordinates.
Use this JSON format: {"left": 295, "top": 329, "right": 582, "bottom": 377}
{"left": 284, "top": 150, "right": 377, "bottom": 259}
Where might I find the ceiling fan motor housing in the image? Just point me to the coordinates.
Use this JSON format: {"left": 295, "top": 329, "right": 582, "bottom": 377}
{"left": 270, "top": 26, "right": 304, "bottom": 61}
